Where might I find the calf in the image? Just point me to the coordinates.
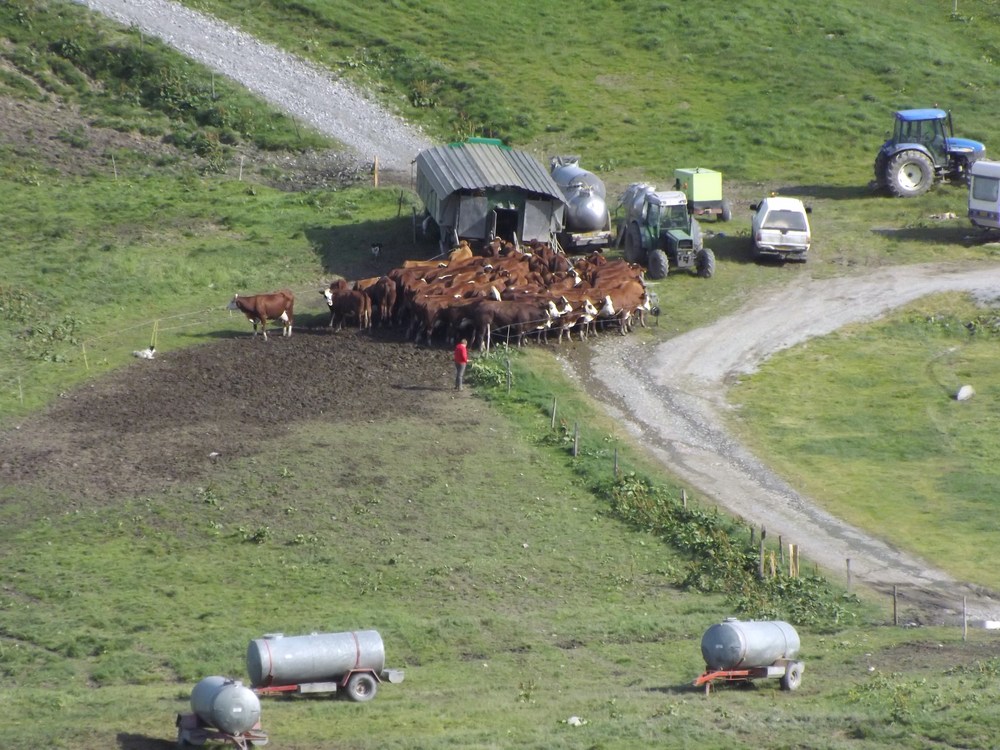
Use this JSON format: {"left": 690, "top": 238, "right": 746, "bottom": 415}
{"left": 227, "top": 290, "right": 294, "bottom": 340}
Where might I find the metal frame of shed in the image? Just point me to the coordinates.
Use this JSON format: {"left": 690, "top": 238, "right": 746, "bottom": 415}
{"left": 415, "top": 138, "right": 566, "bottom": 252}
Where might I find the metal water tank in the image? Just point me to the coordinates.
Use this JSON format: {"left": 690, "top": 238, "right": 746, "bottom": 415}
{"left": 564, "top": 188, "right": 610, "bottom": 232}
{"left": 246, "top": 630, "right": 386, "bottom": 688}
{"left": 700, "top": 618, "right": 800, "bottom": 671}
{"left": 551, "top": 157, "right": 607, "bottom": 199}
{"left": 619, "top": 182, "right": 655, "bottom": 224}
{"left": 190, "top": 676, "right": 261, "bottom": 735}
{"left": 551, "top": 156, "right": 610, "bottom": 233}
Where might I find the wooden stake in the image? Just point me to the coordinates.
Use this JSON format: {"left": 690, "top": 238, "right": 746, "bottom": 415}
{"left": 82, "top": 341, "right": 89, "bottom": 371}
{"left": 572, "top": 421, "right": 579, "bottom": 457}
{"left": 893, "top": 585, "right": 898, "bottom": 626}
{"left": 550, "top": 397, "right": 557, "bottom": 429}
{"left": 963, "top": 596, "right": 968, "bottom": 641}
{"left": 373, "top": 155, "right": 380, "bottom": 187}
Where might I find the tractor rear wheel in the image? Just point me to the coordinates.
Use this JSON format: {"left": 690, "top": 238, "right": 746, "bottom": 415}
{"left": 647, "top": 248, "right": 668, "bottom": 279}
{"left": 624, "top": 224, "right": 643, "bottom": 264}
{"left": 886, "top": 150, "right": 934, "bottom": 197}
{"left": 695, "top": 247, "right": 716, "bottom": 278}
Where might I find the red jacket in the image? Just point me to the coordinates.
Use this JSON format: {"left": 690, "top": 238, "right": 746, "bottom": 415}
{"left": 454, "top": 342, "right": 468, "bottom": 364}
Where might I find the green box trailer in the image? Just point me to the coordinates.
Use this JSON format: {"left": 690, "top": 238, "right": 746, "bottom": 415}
{"left": 674, "top": 167, "right": 732, "bottom": 222}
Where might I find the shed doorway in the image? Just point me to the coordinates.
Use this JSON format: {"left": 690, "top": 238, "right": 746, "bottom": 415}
{"left": 491, "top": 207, "right": 520, "bottom": 244}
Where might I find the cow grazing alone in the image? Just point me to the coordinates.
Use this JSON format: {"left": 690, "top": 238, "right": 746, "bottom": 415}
{"left": 228, "top": 290, "right": 294, "bottom": 340}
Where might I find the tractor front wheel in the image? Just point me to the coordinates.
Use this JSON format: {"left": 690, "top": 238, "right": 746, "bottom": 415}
{"left": 624, "top": 224, "right": 644, "bottom": 264}
{"left": 695, "top": 248, "right": 716, "bottom": 278}
{"left": 886, "top": 150, "right": 934, "bottom": 197}
{"left": 647, "top": 248, "right": 668, "bottom": 279}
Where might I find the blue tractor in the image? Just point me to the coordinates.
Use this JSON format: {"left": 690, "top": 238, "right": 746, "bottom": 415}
{"left": 874, "top": 108, "right": 985, "bottom": 197}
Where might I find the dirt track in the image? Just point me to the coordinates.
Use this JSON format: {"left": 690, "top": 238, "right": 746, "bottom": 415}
{"left": 569, "top": 262, "right": 1000, "bottom": 624}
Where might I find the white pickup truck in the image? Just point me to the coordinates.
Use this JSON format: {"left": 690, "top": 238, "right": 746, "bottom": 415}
{"left": 749, "top": 196, "right": 812, "bottom": 262}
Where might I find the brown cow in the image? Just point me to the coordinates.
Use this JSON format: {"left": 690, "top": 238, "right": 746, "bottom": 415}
{"left": 323, "top": 287, "right": 371, "bottom": 330}
{"left": 365, "top": 275, "right": 397, "bottom": 327}
{"left": 227, "top": 290, "right": 294, "bottom": 340}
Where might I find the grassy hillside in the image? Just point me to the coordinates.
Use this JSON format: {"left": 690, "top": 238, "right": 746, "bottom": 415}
{"left": 180, "top": 0, "right": 1000, "bottom": 185}
{"left": 2, "top": 1, "right": 1000, "bottom": 748}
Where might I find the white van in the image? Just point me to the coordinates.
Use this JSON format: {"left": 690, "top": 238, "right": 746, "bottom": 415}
{"left": 968, "top": 159, "right": 1000, "bottom": 230}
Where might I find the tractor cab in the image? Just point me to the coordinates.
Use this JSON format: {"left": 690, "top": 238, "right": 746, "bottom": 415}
{"left": 645, "top": 192, "right": 690, "bottom": 232}
{"left": 890, "top": 110, "right": 949, "bottom": 165}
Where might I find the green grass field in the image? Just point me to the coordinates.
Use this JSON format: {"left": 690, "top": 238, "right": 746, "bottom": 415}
{"left": 2, "top": 1, "right": 1000, "bottom": 747}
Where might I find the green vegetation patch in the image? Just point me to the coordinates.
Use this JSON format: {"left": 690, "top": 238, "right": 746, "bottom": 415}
{"left": 730, "top": 293, "right": 1000, "bottom": 589}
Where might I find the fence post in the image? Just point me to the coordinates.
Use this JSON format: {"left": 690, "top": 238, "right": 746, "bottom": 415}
{"left": 505, "top": 358, "right": 511, "bottom": 394}
{"left": 681, "top": 489, "right": 687, "bottom": 508}
{"left": 846, "top": 558, "right": 852, "bottom": 592}
{"left": 613, "top": 445, "right": 619, "bottom": 477}
{"left": 572, "top": 421, "right": 579, "bottom": 457}
{"left": 892, "top": 585, "right": 898, "bottom": 626}
{"left": 550, "top": 397, "right": 557, "bottom": 429}
{"left": 963, "top": 597, "right": 968, "bottom": 641}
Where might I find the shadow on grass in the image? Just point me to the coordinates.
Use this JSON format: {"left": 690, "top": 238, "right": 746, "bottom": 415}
{"left": 305, "top": 216, "right": 437, "bottom": 279}
{"left": 116, "top": 733, "right": 175, "bottom": 749}
{"left": 870, "top": 224, "right": 976, "bottom": 245}
{"left": 772, "top": 184, "right": 876, "bottom": 201}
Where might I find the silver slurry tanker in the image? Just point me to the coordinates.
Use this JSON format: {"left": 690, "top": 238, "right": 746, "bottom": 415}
{"left": 695, "top": 618, "right": 804, "bottom": 692}
{"left": 247, "top": 630, "right": 404, "bottom": 702}
{"left": 177, "top": 675, "right": 268, "bottom": 747}
{"left": 550, "top": 155, "right": 614, "bottom": 249}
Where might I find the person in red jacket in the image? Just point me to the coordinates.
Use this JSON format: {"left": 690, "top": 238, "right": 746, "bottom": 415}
{"left": 453, "top": 338, "right": 469, "bottom": 391}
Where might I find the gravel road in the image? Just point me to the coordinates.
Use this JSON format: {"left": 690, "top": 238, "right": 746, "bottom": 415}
{"left": 74, "top": 0, "right": 433, "bottom": 173}
{"left": 78, "top": 0, "right": 1000, "bottom": 625}
{"left": 575, "top": 264, "right": 1000, "bottom": 624}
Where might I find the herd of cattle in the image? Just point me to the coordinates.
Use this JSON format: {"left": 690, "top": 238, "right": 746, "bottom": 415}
{"left": 228, "top": 240, "right": 655, "bottom": 350}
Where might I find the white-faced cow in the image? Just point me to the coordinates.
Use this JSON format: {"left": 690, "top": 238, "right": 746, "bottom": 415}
{"left": 228, "top": 290, "right": 294, "bottom": 340}
{"left": 323, "top": 286, "right": 372, "bottom": 330}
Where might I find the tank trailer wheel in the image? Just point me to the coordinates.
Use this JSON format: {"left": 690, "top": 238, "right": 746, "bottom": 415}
{"left": 345, "top": 672, "right": 379, "bottom": 702}
{"left": 720, "top": 198, "right": 733, "bottom": 222}
{"left": 647, "top": 248, "right": 669, "bottom": 279}
{"left": 695, "top": 247, "right": 716, "bottom": 278}
{"left": 886, "top": 150, "right": 934, "bottom": 197}
{"left": 780, "top": 660, "right": 804, "bottom": 691}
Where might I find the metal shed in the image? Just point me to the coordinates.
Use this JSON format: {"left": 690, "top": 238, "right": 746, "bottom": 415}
{"left": 415, "top": 138, "right": 566, "bottom": 252}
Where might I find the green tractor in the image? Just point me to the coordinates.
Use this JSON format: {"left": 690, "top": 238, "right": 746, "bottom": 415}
{"left": 615, "top": 183, "right": 715, "bottom": 280}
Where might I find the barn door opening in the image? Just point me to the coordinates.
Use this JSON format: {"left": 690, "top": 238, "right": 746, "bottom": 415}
{"left": 492, "top": 208, "right": 520, "bottom": 245}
